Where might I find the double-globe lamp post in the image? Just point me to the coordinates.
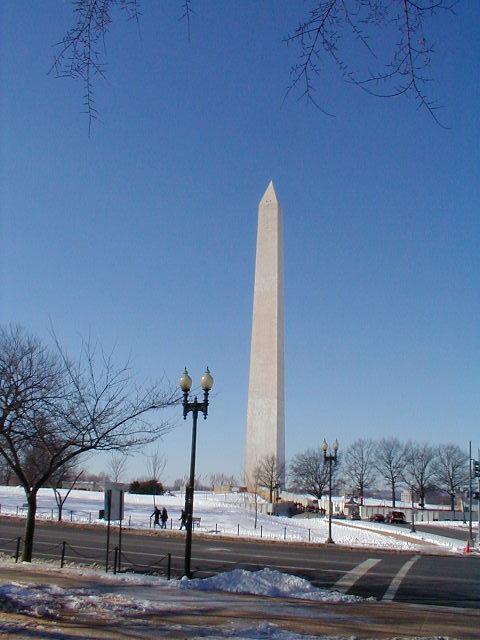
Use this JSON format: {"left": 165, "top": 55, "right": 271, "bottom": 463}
{"left": 179, "top": 367, "right": 214, "bottom": 579}
{"left": 322, "top": 438, "right": 339, "bottom": 544}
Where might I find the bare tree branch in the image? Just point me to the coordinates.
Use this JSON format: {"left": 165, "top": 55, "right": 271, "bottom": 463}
{"left": 374, "top": 437, "right": 407, "bottom": 507}
{"left": 342, "top": 438, "right": 376, "bottom": 505}
{"left": 144, "top": 447, "right": 167, "bottom": 482}
{"left": 253, "top": 455, "right": 285, "bottom": 503}
{"left": 290, "top": 447, "right": 337, "bottom": 499}
{"left": 432, "top": 443, "right": 469, "bottom": 511}
{"left": 53, "top": 1, "right": 456, "bottom": 131}
{"left": 403, "top": 441, "right": 437, "bottom": 508}
{"left": 285, "top": 0, "right": 455, "bottom": 126}
{"left": 107, "top": 451, "right": 129, "bottom": 482}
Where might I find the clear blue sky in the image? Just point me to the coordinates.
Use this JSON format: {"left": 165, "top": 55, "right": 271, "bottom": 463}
{"left": 1, "top": 2, "right": 479, "bottom": 484}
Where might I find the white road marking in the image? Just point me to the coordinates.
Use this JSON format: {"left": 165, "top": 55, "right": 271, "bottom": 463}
{"left": 333, "top": 558, "right": 381, "bottom": 593}
{"left": 382, "top": 555, "right": 420, "bottom": 602}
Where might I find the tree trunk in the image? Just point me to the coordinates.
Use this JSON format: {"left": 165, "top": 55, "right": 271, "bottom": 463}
{"left": 22, "top": 490, "right": 37, "bottom": 562}
{"left": 391, "top": 481, "right": 396, "bottom": 507}
{"left": 419, "top": 489, "right": 425, "bottom": 509}
{"left": 58, "top": 503, "right": 63, "bottom": 522}
{"left": 269, "top": 485, "right": 273, "bottom": 503}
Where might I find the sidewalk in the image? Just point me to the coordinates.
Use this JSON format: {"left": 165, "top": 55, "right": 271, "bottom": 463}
{"left": 0, "top": 563, "right": 478, "bottom": 639}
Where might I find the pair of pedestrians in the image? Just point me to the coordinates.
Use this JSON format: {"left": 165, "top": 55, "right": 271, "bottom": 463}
{"left": 151, "top": 506, "right": 168, "bottom": 529}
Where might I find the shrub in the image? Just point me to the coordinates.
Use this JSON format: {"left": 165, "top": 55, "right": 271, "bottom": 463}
{"left": 129, "top": 479, "right": 164, "bottom": 495}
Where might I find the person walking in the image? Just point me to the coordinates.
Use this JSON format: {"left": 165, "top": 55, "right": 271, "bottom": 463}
{"left": 161, "top": 507, "right": 168, "bottom": 529}
{"left": 179, "top": 509, "right": 187, "bottom": 530}
{"left": 152, "top": 506, "right": 161, "bottom": 528}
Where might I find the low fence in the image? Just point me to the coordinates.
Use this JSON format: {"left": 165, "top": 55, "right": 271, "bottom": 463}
{"left": 0, "top": 534, "right": 171, "bottom": 578}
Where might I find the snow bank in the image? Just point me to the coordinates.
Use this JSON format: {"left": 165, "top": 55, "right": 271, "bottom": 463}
{"left": 180, "top": 568, "right": 363, "bottom": 603}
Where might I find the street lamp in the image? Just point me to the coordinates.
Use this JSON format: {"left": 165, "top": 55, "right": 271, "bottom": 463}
{"left": 410, "top": 487, "right": 416, "bottom": 533}
{"left": 179, "top": 367, "right": 214, "bottom": 578}
{"left": 322, "top": 438, "right": 339, "bottom": 544}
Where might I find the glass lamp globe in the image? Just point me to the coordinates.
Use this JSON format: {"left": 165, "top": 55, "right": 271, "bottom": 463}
{"left": 321, "top": 439, "right": 328, "bottom": 452}
{"left": 333, "top": 439, "right": 339, "bottom": 452}
{"left": 200, "top": 367, "right": 214, "bottom": 391}
{"left": 179, "top": 368, "right": 192, "bottom": 392}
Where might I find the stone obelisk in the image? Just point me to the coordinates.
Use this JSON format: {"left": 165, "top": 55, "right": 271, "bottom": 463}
{"left": 245, "top": 181, "right": 285, "bottom": 486}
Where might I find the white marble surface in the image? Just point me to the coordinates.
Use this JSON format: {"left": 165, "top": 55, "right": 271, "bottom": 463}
{"left": 245, "top": 182, "right": 285, "bottom": 485}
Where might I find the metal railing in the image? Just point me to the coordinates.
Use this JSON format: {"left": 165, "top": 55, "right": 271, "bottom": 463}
{"left": 0, "top": 535, "right": 172, "bottom": 578}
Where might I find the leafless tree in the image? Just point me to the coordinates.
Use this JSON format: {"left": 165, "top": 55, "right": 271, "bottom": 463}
{"left": 244, "top": 466, "right": 264, "bottom": 529}
{"left": 50, "top": 462, "right": 84, "bottom": 522}
{"left": 290, "top": 447, "right": 336, "bottom": 499}
{"left": 342, "top": 438, "right": 376, "bottom": 505}
{"left": 52, "top": 1, "right": 456, "bottom": 131}
{"left": 209, "top": 473, "right": 238, "bottom": 489}
{"left": 172, "top": 474, "right": 205, "bottom": 491}
{"left": 0, "top": 325, "right": 177, "bottom": 561}
{"left": 374, "top": 437, "right": 407, "bottom": 507}
{"left": 432, "top": 443, "right": 469, "bottom": 513}
{"left": 403, "top": 441, "right": 437, "bottom": 508}
{"left": 144, "top": 447, "right": 167, "bottom": 482}
{"left": 107, "top": 452, "right": 129, "bottom": 483}
{"left": 8, "top": 424, "right": 84, "bottom": 522}
{"left": 253, "top": 455, "right": 285, "bottom": 503}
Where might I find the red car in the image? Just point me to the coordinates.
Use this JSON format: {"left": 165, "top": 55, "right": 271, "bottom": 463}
{"left": 386, "top": 510, "right": 407, "bottom": 524}
{"left": 369, "top": 513, "right": 385, "bottom": 522}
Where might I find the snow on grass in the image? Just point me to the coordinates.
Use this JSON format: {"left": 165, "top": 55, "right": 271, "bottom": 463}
{"left": 0, "top": 485, "right": 449, "bottom": 552}
{"left": 179, "top": 567, "right": 363, "bottom": 602}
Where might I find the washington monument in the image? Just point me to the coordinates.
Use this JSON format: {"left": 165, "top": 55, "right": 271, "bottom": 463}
{"left": 245, "top": 182, "right": 285, "bottom": 486}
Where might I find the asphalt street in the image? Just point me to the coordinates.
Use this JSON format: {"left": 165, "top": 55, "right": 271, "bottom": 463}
{"left": 413, "top": 522, "right": 476, "bottom": 542}
{"left": 0, "top": 517, "right": 478, "bottom": 609}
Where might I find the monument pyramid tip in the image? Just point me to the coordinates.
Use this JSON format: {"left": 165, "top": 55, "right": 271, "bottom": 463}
{"left": 261, "top": 180, "right": 278, "bottom": 203}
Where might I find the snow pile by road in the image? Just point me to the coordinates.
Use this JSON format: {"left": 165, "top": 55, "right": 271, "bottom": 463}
{"left": 179, "top": 568, "right": 363, "bottom": 602}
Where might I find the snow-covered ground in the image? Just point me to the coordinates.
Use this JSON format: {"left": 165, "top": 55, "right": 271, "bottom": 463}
{"left": 0, "top": 486, "right": 464, "bottom": 553}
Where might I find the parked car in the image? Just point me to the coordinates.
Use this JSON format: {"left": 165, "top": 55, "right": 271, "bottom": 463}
{"left": 386, "top": 510, "right": 407, "bottom": 524}
{"left": 305, "top": 505, "right": 319, "bottom": 513}
{"left": 369, "top": 513, "right": 385, "bottom": 522}
{"left": 332, "top": 512, "right": 347, "bottom": 519}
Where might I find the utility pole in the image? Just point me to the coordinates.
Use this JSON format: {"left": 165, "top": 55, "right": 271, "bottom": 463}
{"left": 477, "top": 447, "right": 480, "bottom": 549}
{"left": 469, "top": 441, "right": 473, "bottom": 547}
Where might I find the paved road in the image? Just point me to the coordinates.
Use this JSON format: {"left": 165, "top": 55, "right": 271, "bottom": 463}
{"left": 0, "top": 517, "right": 478, "bottom": 609}
{"left": 386, "top": 521, "right": 479, "bottom": 543}
{"left": 414, "top": 523, "right": 474, "bottom": 542}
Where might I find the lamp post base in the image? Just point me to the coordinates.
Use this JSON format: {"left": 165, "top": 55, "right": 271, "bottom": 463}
{"left": 325, "top": 537, "right": 335, "bottom": 544}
